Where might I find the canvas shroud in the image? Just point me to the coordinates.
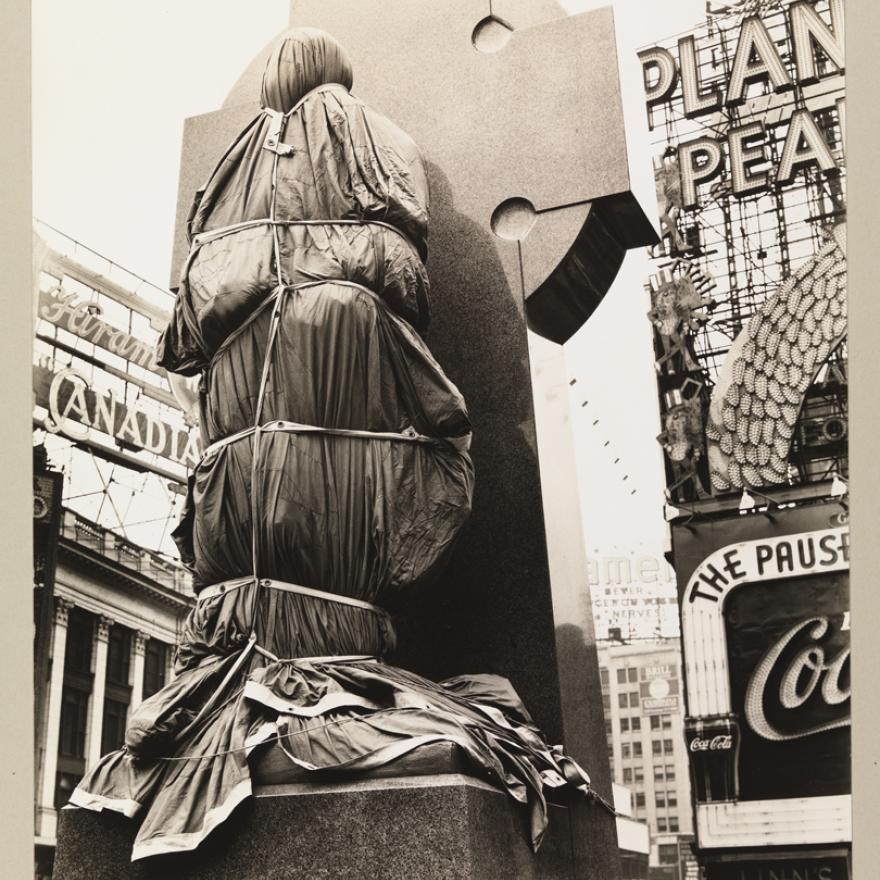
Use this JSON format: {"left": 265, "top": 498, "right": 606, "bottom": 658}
{"left": 67, "top": 29, "right": 596, "bottom": 861}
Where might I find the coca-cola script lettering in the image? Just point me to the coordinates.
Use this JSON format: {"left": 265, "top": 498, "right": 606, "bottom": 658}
{"left": 689, "top": 735, "right": 733, "bottom": 752}
{"left": 744, "top": 615, "right": 850, "bottom": 742}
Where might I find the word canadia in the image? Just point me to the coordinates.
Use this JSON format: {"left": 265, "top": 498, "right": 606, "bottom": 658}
{"left": 639, "top": 0, "right": 844, "bottom": 207}
{"left": 34, "top": 358, "right": 200, "bottom": 470}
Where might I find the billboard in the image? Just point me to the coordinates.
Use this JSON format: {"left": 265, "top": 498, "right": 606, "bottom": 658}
{"left": 639, "top": 663, "right": 681, "bottom": 715}
{"left": 639, "top": 0, "right": 847, "bottom": 506}
{"left": 33, "top": 359, "right": 199, "bottom": 470}
{"left": 32, "top": 226, "right": 198, "bottom": 556}
{"left": 672, "top": 502, "right": 850, "bottom": 852}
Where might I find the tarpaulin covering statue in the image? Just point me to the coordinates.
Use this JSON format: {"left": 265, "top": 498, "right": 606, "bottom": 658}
{"left": 69, "top": 27, "right": 592, "bottom": 861}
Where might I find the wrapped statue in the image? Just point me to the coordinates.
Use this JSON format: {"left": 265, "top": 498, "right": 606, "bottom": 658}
{"left": 69, "top": 28, "right": 591, "bottom": 861}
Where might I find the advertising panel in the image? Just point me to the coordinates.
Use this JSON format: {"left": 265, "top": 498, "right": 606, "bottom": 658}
{"left": 704, "top": 853, "right": 849, "bottom": 880}
{"left": 639, "top": 0, "right": 847, "bottom": 506}
{"left": 672, "top": 501, "right": 850, "bottom": 853}
{"left": 37, "top": 286, "right": 160, "bottom": 373}
{"left": 639, "top": 663, "right": 681, "bottom": 714}
{"left": 640, "top": 0, "right": 849, "bottom": 874}
{"left": 33, "top": 358, "right": 199, "bottom": 470}
{"left": 32, "top": 227, "right": 197, "bottom": 556}
{"left": 725, "top": 570, "right": 849, "bottom": 801}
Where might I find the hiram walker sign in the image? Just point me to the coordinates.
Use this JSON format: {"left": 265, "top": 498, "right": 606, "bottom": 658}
{"left": 38, "top": 287, "right": 161, "bottom": 373}
{"left": 639, "top": 0, "right": 844, "bottom": 208}
{"left": 33, "top": 359, "right": 200, "bottom": 470}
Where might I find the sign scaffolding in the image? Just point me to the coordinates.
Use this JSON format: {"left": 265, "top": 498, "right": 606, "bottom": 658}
{"left": 637, "top": 3, "right": 850, "bottom": 878}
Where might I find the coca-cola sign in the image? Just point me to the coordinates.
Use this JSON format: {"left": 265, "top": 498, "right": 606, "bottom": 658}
{"left": 686, "top": 715, "right": 740, "bottom": 802}
{"left": 672, "top": 508, "right": 851, "bottom": 845}
{"left": 725, "top": 573, "right": 850, "bottom": 801}
{"left": 744, "top": 614, "right": 850, "bottom": 742}
{"left": 689, "top": 734, "right": 733, "bottom": 752}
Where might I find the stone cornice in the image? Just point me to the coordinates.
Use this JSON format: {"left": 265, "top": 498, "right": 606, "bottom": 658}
{"left": 58, "top": 537, "right": 195, "bottom": 612}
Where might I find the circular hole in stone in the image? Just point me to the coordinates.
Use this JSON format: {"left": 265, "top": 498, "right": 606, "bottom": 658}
{"left": 472, "top": 16, "right": 513, "bottom": 54}
{"left": 491, "top": 197, "right": 537, "bottom": 241}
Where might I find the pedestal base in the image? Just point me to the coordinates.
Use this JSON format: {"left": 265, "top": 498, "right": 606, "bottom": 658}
{"left": 54, "top": 773, "right": 590, "bottom": 879}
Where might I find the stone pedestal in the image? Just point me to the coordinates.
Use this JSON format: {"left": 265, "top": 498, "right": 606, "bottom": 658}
{"left": 54, "top": 774, "right": 587, "bottom": 880}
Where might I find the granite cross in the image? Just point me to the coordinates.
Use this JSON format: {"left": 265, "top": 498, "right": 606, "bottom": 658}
{"left": 170, "top": 2, "right": 658, "bottom": 875}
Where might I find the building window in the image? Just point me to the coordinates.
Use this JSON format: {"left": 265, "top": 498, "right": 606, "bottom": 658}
{"left": 103, "top": 625, "right": 132, "bottom": 756}
{"left": 619, "top": 693, "right": 628, "bottom": 709}
{"left": 144, "top": 639, "right": 168, "bottom": 700}
{"left": 622, "top": 743, "right": 631, "bottom": 759}
{"left": 665, "top": 763, "right": 676, "bottom": 778}
{"left": 605, "top": 718, "right": 613, "bottom": 736}
{"left": 631, "top": 717, "right": 641, "bottom": 732}
{"left": 64, "top": 608, "right": 93, "bottom": 674}
{"left": 650, "top": 715, "right": 660, "bottom": 730}
{"left": 56, "top": 686, "right": 89, "bottom": 809}
{"left": 663, "top": 739, "right": 673, "bottom": 753}
{"left": 635, "top": 793, "right": 645, "bottom": 807}
{"left": 656, "top": 793, "right": 666, "bottom": 808}
{"left": 600, "top": 668, "right": 609, "bottom": 687}
{"left": 654, "top": 767, "right": 665, "bottom": 781}
{"left": 634, "top": 767, "right": 644, "bottom": 783}
{"left": 620, "top": 717, "right": 630, "bottom": 733}
{"left": 101, "top": 698, "right": 129, "bottom": 754}
{"left": 623, "top": 768, "right": 632, "bottom": 784}
{"left": 668, "top": 793, "right": 677, "bottom": 807}
{"left": 658, "top": 844, "right": 678, "bottom": 864}
{"left": 662, "top": 715, "right": 672, "bottom": 730}
{"left": 58, "top": 686, "right": 89, "bottom": 759}
{"left": 652, "top": 740, "right": 662, "bottom": 756}
{"left": 657, "top": 817, "right": 668, "bottom": 832}
{"left": 106, "top": 626, "right": 131, "bottom": 688}
{"left": 602, "top": 694, "right": 611, "bottom": 711}
{"left": 629, "top": 691, "right": 639, "bottom": 707}
{"left": 633, "top": 742, "right": 643, "bottom": 758}
{"left": 669, "top": 818, "right": 679, "bottom": 832}
{"left": 56, "top": 608, "right": 93, "bottom": 810}
{"left": 617, "top": 668, "right": 627, "bottom": 684}
{"left": 628, "top": 668, "right": 638, "bottom": 683}
{"left": 55, "top": 772, "right": 81, "bottom": 810}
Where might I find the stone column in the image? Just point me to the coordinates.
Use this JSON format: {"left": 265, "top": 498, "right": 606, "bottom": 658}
{"left": 37, "top": 597, "right": 74, "bottom": 838}
{"left": 86, "top": 615, "right": 112, "bottom": 769}
{"left": 130, "top": 631, "right": 149, "bottom": 711}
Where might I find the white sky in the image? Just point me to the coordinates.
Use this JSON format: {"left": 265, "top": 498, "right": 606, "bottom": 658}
{"left": 32, "top": 0, "right": 705, "bottom": 585}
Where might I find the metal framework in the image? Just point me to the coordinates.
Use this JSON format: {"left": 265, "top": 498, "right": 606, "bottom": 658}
{"left": 643, "top": 1, "right": 847, "bottom": 503}
{"left": 33, "top": 221, "right": 190, "bottom": 560}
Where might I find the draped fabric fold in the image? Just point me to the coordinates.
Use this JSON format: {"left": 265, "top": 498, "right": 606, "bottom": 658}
{"left": 69, "top": 27, "right": 592, "bottom": 862}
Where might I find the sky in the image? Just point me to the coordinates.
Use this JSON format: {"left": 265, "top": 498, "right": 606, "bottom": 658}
{"left": 32, "top": 0, "right": 706, "bottom": 590}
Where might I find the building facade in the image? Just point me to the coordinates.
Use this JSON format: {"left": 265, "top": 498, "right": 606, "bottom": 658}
{"left": 614, "top": 782, "right": 652, "bottom": 880}
{"left": 599, "top": 639, "right": 694, "bottom": 880}
{"left": 31, "top": 225, "right": 198, "bottom": 877}
{"left": 34, "top": 507, "right": 193, "bottom": 879}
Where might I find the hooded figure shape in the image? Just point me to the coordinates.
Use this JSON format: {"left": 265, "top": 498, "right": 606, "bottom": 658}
{"left": 260, "top": 27, "right": 354, "bottom": 112}
{"left": 68, "top": 26, "right": 591, "bottom": 865}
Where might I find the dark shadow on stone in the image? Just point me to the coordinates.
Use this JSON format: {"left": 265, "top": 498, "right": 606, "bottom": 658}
{"left": 550, "top": 622, "right": 622, "bottom": 879}
{"left": 389, "top": 161, "right": 565, "bottom": 746}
